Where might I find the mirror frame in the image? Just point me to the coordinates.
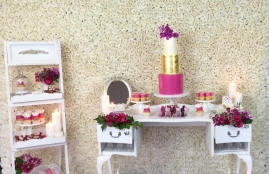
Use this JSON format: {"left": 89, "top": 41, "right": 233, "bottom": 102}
{"left": 104, "top": 79, "right": 132, "bottom": 109}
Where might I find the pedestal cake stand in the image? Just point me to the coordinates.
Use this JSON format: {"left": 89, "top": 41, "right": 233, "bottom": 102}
{"left": 131, "top": 100, "right": 151, "bottom": 114}
{"left": 15, "top": 121, "right": 45, "bottom": 135}
{"left": 154, "top": 91, "right": 190, "bottom": 105}
{"left": 195, "top": 99, "right": 215, "bottom": 113}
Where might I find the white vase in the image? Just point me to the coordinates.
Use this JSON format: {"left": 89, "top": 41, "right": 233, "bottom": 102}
{"left": 42, "top": 83, "right": 49, "bottom": 90}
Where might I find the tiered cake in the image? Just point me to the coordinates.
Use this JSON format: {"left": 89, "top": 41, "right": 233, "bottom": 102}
{"left": 158, "top": 37, "right": 183, "bottom": 94}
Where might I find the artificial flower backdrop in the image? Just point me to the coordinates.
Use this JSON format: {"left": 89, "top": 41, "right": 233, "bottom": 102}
{"left": 0, "top": 0, "right": 269, "bottom": 173}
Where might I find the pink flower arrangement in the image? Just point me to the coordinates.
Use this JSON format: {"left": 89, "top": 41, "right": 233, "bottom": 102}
{"left": 94, "top": 112, "right": 142, "bottom": 131}
{"left": 35, "top": 67, "right": 59, "bottom": 85}
{"left": 15, "top": 154, "right": 42, "bottom": 174}
{"left": 159, "top": 24, "right": 179, "bottom": 40}
{"left": 212, "top": 108, "right": 253, "bottom": 128}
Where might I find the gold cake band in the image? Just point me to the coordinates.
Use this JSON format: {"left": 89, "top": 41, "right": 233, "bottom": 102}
{"left": 161, "top": 55, "right": 181, "bottom": 74}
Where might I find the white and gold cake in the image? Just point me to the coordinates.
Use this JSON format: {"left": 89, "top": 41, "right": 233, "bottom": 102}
{"left": 158, "top": 25, "right": 184, "bottom": 95}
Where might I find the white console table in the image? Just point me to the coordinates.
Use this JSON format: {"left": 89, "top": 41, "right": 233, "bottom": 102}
{"left": 97, "top": 104, "right": 252, "bottom": 174}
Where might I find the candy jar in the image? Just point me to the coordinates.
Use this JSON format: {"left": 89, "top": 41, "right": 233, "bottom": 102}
{"left": 12, "top": 71, "right": 31, "bottom": 95}
{"left": 165, "top": 107, "right": 171, "bottom": 117}
{"left": 175, "top": 108, "right": 181, "bottom": 117}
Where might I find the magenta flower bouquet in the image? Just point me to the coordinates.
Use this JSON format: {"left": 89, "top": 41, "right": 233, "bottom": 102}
{"left": 159, "top": 24, "right": 179, "bottom": 40}
{"left": 94, "top": 112, "right": 142, "bottom": 131}
{"left": 212, "top": 108, "right": 253, "bottom": 128}
{"left": 15, "top": 154, "right": 42, "bottom": 174}
{"left": 35, "top": 67, "right": 59, "bottom": 85}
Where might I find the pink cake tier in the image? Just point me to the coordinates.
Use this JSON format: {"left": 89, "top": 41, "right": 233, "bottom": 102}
{"left": 158, "top": 73, "right": 183, "bottom": 94}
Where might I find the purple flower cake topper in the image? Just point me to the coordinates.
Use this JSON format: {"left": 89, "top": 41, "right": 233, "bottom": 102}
{"left": 159, "top": 24, "right": 179, "bottom": 40}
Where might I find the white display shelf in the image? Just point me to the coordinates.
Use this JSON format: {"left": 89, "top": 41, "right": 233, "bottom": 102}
{"left": 214, "top": 142, "right": 249, "bottom": 156}
{"left": 214, "top": 149, "right": 248, "bottom": 156}
{"left": 101, "top": 149, "right": 135, "bottom": 156}
{"left": 14, "top": 127, "right": 66, "bottom": 149}
{"left": 5, "top": 41, "right": 70, "bottom": 174}
{"left": 10, "top": 92, "right": 63, "bottom": 104}
{"left": 14, "top": 137, "right": 66, "bottom": 150}
{"left": 12, "top": 142, "right": 67, "bottom": 152}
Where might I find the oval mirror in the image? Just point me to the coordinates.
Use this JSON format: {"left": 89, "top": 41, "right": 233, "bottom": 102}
{"left": 105, "top": 79, "right": 132, "bottom": 110}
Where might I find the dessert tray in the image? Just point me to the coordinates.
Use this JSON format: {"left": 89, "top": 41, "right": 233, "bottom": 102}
{"left": 15, "top": 121, "right": 45, "bottom": 127}
{"left": 131, "top": 100, "right": 151, "bottom": 104}
{"left": 195, "top": 99, "right": 215, "bottom": 103}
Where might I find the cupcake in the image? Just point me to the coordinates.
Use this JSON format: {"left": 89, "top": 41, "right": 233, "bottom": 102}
{"left": 32, "top": 110, "right": 40, "bottom": 124}
{"left": 210, "top": 92, "right": 214, "bottom": 100}
{"left": 22, "top": 112, "right": 31, "bottom": 124}
{"left": 195, "top": 104, "right": 204, "bottom": 116}
{"left": 134, "top": 93, "right": 140, "bottom": 102}
{"left": 205, "top": 91, "right": 211, "bottom": 100}
{"left": 195, "top": 92, "right": 201, "bottom": 100}
{"left": 38, "top": 109, "right": 45, "bottom": 122}
{"left": 15, "top": 111, "right": 24, "bottom": 124}
{"left": 16, "top": 79, "right": 26, "bottom": 91}
{"left": 145, "top": 93, "right": 149, "bottom": 101}
{"left": 199, "top": 92, "right": 205, "bottom": 100}
{"left": 140, "top": 93, "right": 146, "bottom": 101}
{"left": 131, "top": 93, "right": 136, "bottom": 101}
{"left": 143, "top": 105, "right": 150, "bottom": 116}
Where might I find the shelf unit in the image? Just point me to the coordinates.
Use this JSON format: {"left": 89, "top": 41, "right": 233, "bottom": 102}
{"left": 4, "top": 41, "right": 69, "bottom": 174}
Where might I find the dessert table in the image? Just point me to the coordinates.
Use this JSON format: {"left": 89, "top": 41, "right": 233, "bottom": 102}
{"left": 96, "top": 103, "right": 252, "bottom": 174}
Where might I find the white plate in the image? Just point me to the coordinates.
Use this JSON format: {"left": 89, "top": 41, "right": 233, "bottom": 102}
{"left": 154, "top": 91, "right": 189, "bottom": 98}
{"left": 16, "top": 121, "right": 45, "bottom": 127}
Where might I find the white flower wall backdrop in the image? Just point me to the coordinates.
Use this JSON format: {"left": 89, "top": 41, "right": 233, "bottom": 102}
{"left": 0, "top": 0, "right": 269, "bottom": 173}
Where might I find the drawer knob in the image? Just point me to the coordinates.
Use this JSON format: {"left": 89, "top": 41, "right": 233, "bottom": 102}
{"left": 227, "top": 130, "right": 240, "bottom": 138}
{"left": 124, "top": 131, "right": 130, "bottom": 135}
{"left": 109, "top": 131, "right": 121, "bottom": 138}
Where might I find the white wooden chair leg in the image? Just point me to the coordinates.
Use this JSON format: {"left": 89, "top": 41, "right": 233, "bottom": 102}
{"left": 11, "top": 151, "right": 15, "bottom": 174}
{"left": 97, "top": 155, "right": 112, "bottom": 174}
{"left": 64, "top": 145, "right": 70, "bottom": 174}
{"left": 236, "top": 156, "right": 241, "bottom": 174}
{"left": 108, "top": 158, "right": 112, "bottom": 174}
{"left": 237, "top": 154, "right": 252, "bottom": 174}
{"left": 58, "top": 146, "right": 62, "bottom": 169}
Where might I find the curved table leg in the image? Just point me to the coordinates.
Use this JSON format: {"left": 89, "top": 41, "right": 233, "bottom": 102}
{"left": 108, "top": 158, "right": 112, "bottom": 174}
{"left": 237, "top": 154, "right": 252, "bottom": 174}
{"left": 97, "top": 155, "right": 112, "bottom": 174}
{"left": 236, "top": 157, "right": 241, "bottom": 174}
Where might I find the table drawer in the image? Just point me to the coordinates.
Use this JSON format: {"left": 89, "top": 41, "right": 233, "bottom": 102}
{"left": 97, "top": 125, "right": 133, "bottom": 144}
{"left": 215, "top": 124, "right": 252, "bottom": 144}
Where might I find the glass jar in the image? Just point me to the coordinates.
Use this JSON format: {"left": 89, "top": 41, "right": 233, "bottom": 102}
{"left": 12, "top": 71, "right": 31, "bottom": 95}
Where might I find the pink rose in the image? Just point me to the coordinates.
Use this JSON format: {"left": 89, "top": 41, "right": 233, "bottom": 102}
{"left": 234, "top": 115, "right": 241, "bottom": 123}
{"left": 237, "top": 122, "right": 243, "bottom": 128}
{"left": 43, "top": 77, "right": 53, "bottom": 85}
{"left": 219, "top": 116, "right": 225, "bottom": 124}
